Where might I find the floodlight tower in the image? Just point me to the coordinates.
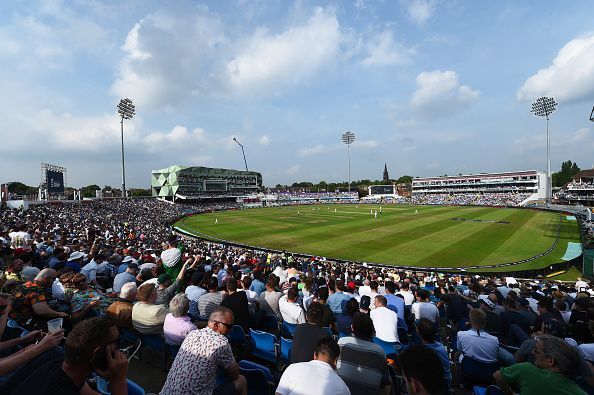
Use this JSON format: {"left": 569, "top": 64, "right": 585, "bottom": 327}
{"left": 531, "top": 96, "right": 558, "bottom": 206}
{"left": 341, "top": 131, "right": 356, "bottom": 192}
{"left": 233, "top": 137, "right": 249, "bottom": 171}
{"left": 590, "top": 106, "right": 594, "bottom": 123}
{"left": 117, "top": 98, "right": 135, "bottom": 198}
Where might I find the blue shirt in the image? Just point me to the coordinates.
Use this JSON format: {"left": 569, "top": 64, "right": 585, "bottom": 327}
{"left": 424, "top": 342, "right": 452, "bottom": 385}
{"left": 385, "top": 294, "right": 405, "bottom": 321}
{"left": 327, "top": 292, "right": 351, "bottom": 315}
{"left": 249, "top": 279, "right": 266, "bottom": 297}
{"left": 113, "top": 272, "right": 136, "bottom": 293}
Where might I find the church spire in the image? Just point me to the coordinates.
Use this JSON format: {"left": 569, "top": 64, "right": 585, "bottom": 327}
{"left": 383, "top": 163, "right": 389, "bottom": 182}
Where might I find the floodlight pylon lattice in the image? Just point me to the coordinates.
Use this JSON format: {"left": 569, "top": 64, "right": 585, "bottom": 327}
{"left": 341, "top": 131, "right": 356, "bottom": 192}
{"left": 531, "top": 96, "right": 558, "bottom": 206}
{"left": 117, "top": 98, "right": 135, "bottom": 198}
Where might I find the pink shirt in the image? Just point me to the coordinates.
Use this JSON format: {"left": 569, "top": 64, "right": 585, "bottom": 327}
{"left": 163, "top": 314, "right": 197, "bottom": 345}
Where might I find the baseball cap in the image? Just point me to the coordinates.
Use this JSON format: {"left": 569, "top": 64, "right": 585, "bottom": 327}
{"left": 478, "top": 295, "right": 496, "bottom": 309}
{"left": 68, "top": 251, "right": 86, "bottom": 261}
{"left": 122, "top": 256, "right": 136, "bottom": 264}
{"left": 157, "top": 274, "right": 171, "bottom": 284}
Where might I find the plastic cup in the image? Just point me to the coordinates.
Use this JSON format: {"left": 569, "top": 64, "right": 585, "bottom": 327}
{"left": 47, "top": 318, "right": 63, "bottom": 333}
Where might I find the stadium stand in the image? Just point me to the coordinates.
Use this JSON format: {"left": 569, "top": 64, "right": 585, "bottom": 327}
{"left": 0, "top": 198, "right": 593, "bottom": 394}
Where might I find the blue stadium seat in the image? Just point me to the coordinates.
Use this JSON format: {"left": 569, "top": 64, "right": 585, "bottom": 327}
{"left": 460, "top": 357, "right": 500, "bottom": 389}
{"left": 96, "top": 377, "right": 146, "bottom": 395}
{"left": 473, "top": 385, "right": 504, "bottom": 395}
{"left": 141, "top": 334, "right": 167, "bottom": 371}
{"left": 228, "top": 325, "right": 247, "bottom": 346}
{"left": 261, "top": 315, "right": 280, "bottom": 333}
{"left": 281, "top": 321, "right": 297, "bottom": 338}
{"left": 280, "top": 337, "right": 292, "bottom": 364}
{"left": 372, "top": 336, "right": 400, "bottom": 357}
{"left": 249, "top": 329, "right": 278, "bottom": 364}
{"left": 239, "top": 360, "right": 274, "bottom": 395}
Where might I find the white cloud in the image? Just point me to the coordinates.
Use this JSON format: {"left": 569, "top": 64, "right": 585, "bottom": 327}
{"left": 0, "top": 0, "right": 110, "bottom": 71}
{"left": 354, "top": 0, "right": 367, "bottom": 10}
{"left": 227, "top": 7, "right": 341, "bottom": 95}
{"left": 298, "top": 140, "right": 378, "bottom": 157}
{"left": 517, "top": 34, "right": 594, "bottom": 103}
{"left": 406, "top": 0, "right": 437, "bottom": 25}
{"left": 362, "top": 30, "right": 415, "bottom": 66}
{"left": 298, "top": 144, "right": 335, "bottom": 157}
{"left": 411, "top": 70, "right": 480, "bottom": 118}
{"left": 512, "top": 127, "right": 593, "bottom": 154}
{"left": 144, "top": 126, "right": 206, "bottom": 151}
{"left": 112, "top": 7, "right": 228, "bottom": 108}
{"left": 285, "top": 165, "right": 301, "bottom": 175}
{"left": 355, "top": 140, "right": 379, "bottom": 148}
{"left": 259, "top": 136, "right": 270, "bottom": 145}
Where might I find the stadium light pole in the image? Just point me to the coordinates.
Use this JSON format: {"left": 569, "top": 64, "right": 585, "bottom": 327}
{"left": 341, "top": 131, "right": 356, "bottom": 192}
{"left": 233, "top": 137, "right": 249, "bottom": 171}
{"left": 117, "top": 98, "right": 135, "bottom": 198}
{"left": 590, "top": 105, "right": 594, "bottom": 123}
{"left": 531, "top": 97, "right": 557, "bottom": 207}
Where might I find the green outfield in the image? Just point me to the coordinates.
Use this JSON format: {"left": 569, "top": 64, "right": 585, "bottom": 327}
{"left": 174, "top": 205, "right": 582, "bottom": 272}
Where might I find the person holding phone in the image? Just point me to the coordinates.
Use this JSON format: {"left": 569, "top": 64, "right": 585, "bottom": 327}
{"left": 6, "top": 316, "right": 128, "bottom": 395}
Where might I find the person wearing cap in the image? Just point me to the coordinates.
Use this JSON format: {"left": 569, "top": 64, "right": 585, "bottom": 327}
{"left": 359, "top": 295, "right": 371, "bottom": 314}
{"left": 65, "top": 251, "right": 85, "bottom": 273}
{"left": 80, "top": 252, "right": 105, "bottom": 286}
{"left": 478, "top": 294, "right": 503, "bottom": 336}
{"left": 117, "top": 255, "right": 136, "bottom": 274}
{"left": 156, "top": 260, "right": 194, "bottom": 308}
{"left": 161, "top": 234, "right": 184, "bottom": 281}
{"left": 112, "top": 262, "right": 139, "bottom": 294}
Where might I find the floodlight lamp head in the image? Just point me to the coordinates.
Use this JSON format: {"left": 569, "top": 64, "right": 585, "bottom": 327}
{"left": 531, "top": 96, "right": 557, "bottom": 119}
{"left": 341, "top": 130, "right": 356, "bottom": 145}
{"left": 589, "top": 105, "right": 594, "bottom": 122}
{"left": 117, "top": 98, "right": 135, "bottom": 120}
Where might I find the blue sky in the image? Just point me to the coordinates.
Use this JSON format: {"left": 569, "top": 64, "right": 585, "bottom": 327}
{"left": 1, "top": 0, "right": 594, "bottom": 188}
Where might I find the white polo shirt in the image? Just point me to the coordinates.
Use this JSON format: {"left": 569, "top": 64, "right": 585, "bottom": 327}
{"left": 370, "top": 306, "right": 399, "bottom": 343}
{"left": 277, "top": 360, "right": 351, "bottom": 395}
{"left": 279, "top": 295, "right": 306, "bottom": 324}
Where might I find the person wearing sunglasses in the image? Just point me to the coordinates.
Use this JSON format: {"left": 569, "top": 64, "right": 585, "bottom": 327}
{"left": 161, "top": 306, "right": 247, "bottom": 395}
{"left": 493, "top": 335, "right": 585, "bottom": 395}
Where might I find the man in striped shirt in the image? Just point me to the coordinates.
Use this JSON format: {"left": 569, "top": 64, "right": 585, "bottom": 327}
{"left": 337, "top": 312, "right": 391, "bottom": 394}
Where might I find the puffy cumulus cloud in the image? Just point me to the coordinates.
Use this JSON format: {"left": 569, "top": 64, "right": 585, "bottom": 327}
{"left": 411, "top": 70, "right": 479, "bottom": 118}
{"left": 112, "top": 6, "right": 228, "bottom": 108}
{"left": 362, "top": 30, "right": 415, "bottom": 66}
{"left": 517, "top": 34, "right": 594, "bottom": 103}
{"left": 227, "top": 7, "right": 341, "bottom": 95}
{"left": 406, "top": 0, "right": 437, "bottom": 25}
{"left": 144, "top": 126, "right": 206, "bottom": 152}
{"left": 259, "top": 136, "right": 270, "bottom": 145}
{"left": 113, "top": 6, "right": 347, "bottom": 107}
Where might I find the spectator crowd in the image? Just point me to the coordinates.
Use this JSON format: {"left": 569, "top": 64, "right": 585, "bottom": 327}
{"left": 0, "top": 198, "right": 592, "bottom": 394}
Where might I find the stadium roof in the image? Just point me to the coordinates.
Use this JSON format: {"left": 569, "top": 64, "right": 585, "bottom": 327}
{"left": 571, "top": 169, "right": 594, "bottom": 180}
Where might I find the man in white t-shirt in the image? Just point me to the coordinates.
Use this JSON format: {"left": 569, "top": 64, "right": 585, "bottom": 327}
{"left": 8, "top": 225, "right": 31, "bottom": 250}
{"left": 411, "top": 290, "right": 440, "bottom": 323}
{"left": 370, "top": 295, "right": 399, "bottom": 343}
{"left": 279, "top": 288, "right": 305, "bottom": 324}
{"left": 396, "top": 282, "right": 415, "bottom": 306}
{"left": 276, "top": 337, "right": 350, "bottom": 395}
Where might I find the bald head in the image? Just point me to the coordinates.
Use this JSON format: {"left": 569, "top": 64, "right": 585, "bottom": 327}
{"left": 35, "top": 268, "right": 57, "bottom": 281}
